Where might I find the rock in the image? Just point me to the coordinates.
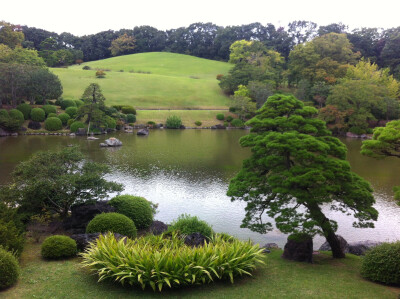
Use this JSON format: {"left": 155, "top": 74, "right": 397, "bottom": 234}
{"left": 76, "top": 128, "right": 86, "bottom": 136}
{"left": 282, "top": 234, "right": 313, "bottom": 263}
{"left": 348, "top": 241, "right": 382, "bottom": 256}
{"left": 211, "top": 124, "right": 226, "bottom": 129}
{"left": 184, "top": 232, "right": 207, "bottom": 247}
{"left": 87, "top": 136, "right": 99, "bottom": 140}
{"left": 319, "top": 235, "right": 350, "bottom": 253}
{"left": 28, "top": 121, "right": 41, "bottom": 130}
{"left": 71, "top": 233, "right": 127, "bottom": 251}
{"left": 104, "top": 137, "right": 122, "bottom": 147}
{"left": 262, "top": 243, "right": 280, "bottom": 249}
{"left": 11, "top": 132, "right": 18, "bottom": 136}
{"left": 0, "top": 128, "right": 11, "bottom": 137}
{"left": 154, "top": 123, "right": 163, "bottom": 129}
{"left": 180, "top": 125, "right": 186, "bottom": 129}
{"left": 149, "top": 220, "right": 168, "bottom": 235}
{"left": 99, "top": 143, "right": 108, "bottom": 147}
{"left": 137, "top": 128, "right": 149, "bottom": 136}
{"left": 69, "top": 133, "right": 76, "bottom": 136}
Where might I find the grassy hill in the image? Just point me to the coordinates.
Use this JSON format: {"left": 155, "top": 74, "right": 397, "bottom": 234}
{"left": 52, "top": 52, "right": 232, "bottom": 109}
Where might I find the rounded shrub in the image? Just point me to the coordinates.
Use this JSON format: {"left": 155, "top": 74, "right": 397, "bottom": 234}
{"left": 0, "top": 220, "right": 25, "bottom": 256}
{"left": 166, "top": 115, "right": 182, "bottom": 129}
{"left": 74, "top": 99, "right": 84, "bottom": 107}
{"left": 30, "top": 108, "right": 46, "bottom": 122}
{"left": 112, "top": 105, "right": 123, "bottom": 111}
{"left": 121, "top": 106, "right": 136, "bottom": 115}
{"left": 226, "top": 115, "right": 233, "bottom": 122}
{"left": 9, "top": 109, "right": 24, "bottom": 123}
{"left": 361, "top": 242, "right": 400, "bottom": 285}
{"left": 67, "top": 118, "right": 74, "bottom": 127}
{"left": 0, "top": 247, "right": 19, "bottom": 290}
{"left": 96, "top": 70, "right": 106, "bottom": 78}
{"left": 82, "top": 65, "right": 91, "bottom": 70}
{"left": 105, "top": 116, "right": 116, "bottom": 129}
{"left": 17, "top": 103, "right": 32, "bottom": 120}
{"left": 70, "top": 121, "right": 85, "bottom": 133}
{"left": 65, "top": 106, "right": 78, "bottom": 118}
{"left": 86, "top": 213, "right": 137, "bottom": 238}
{"left": 195, "top": 121, "right": 202, "bottom": 126}
{"left": 126, "top": 114, "right": 136, "bottom": 123}
{"left": 0, "top": 109, "right": 8, "bottom": 118}
{"left": 168, "top": 214, "right": 213, "bottom": 239}
{"left": 231, "top": 118, "right": 244, "bottom": 128}
{"left": 109, "top": 195, "right": 155, "bottom": 229}
{"left": 58, "top": 113, "right": 70, "bottom": 125}
{"left": 28, "top": 121, "right": 41, "bottom": 130}
{"left": 42, "top": 105, "right": 57, "bottom": 116}
{"left": 41, "top": 235, "right": 77, "bottom": 259}
{"left": 60, "top": 99, "right": 77, "bottom": 110}
{"left": 216, "top": 113, "right": 225, "bottom": 120}
{"left": 44, "top": 117, "right": 62, "bottom": 131}
{"left": 47, "top": 113, "right": 58, "bottom": 118}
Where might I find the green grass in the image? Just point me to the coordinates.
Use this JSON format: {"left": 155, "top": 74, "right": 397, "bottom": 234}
{"left": 52, "top": 52, "right": 232, "bottom": 109}
{"left": 1, "top": 240, "right": 398, "bottom": 299}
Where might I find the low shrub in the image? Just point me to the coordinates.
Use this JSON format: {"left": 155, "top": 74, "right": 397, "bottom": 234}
{"left": 195, "top": 121, "right": 202, "bottom": 126}
{"left": 58, "top": 113, "right": 70, "bottom": 125}
{"left": 361, "top": 242, "right": 400, "bottom": 285}
{"left": 81, "top": 232, "right": 264, "bottom": 291}
{"left": 0, "top": 247, "right": 20, "bottom": 290}
{"left": 112, "top": 105, "right": 123, "bottom": 111}
{"left": 30, "top": 108, "right": 46, "bottom": 122}
{"left": 0, "top": 109, "right": 8, "bottom": 118}
{"left": 70, "top": 121, "right": 85, "bottom": 133}
{"left": 0, "top": 116, "right": 22, "bottom": 131}
{"left": 231, "top": 119, "right": 244, "bottom": 128}
{"left": 166, "top": 115, "right": 182, "bottom": 129}
{"left": 147, "top": 121, "right": 156, "bottom": 126}
{"left": 349, "top": 126, "right": 366, "bottom": 135}
{"left": 229, "top": 107, "right": 236, "bottom": 113}
{"left": 74, "top": 99, "right": 84, "bottom": 107}
{"left": 44, "top": 117, "right": 62, "bottom": 131}
{"left": 0, "top": 219, "right": 25, "bottom": 256}
{"left": 47, "top": 113, "right": 58, "bottom": 118}
{"left": 60, "top": 99, "right": 77, "bottom": 110}
{"left": 226, "top": 115, "right": 233, "bottom": 122}
{"left": 28, "top": 121, "right": 41, "bottom": 130}
{"left": 105, "top": 116, "right": 116, "bottom": 129}
{"left": 109, "top": 195, "right": 156, "bottom": 229}
{"left": 96, "top": 70, "right": 106, "bottom": 78}
{"left": 121, "top": 106, "right": 136, "bottom": 115}
{"left": 65, "top": 106, "right": 78, "bottom": 118}
{"left": 67, "top": 118, "right": 74, "bottom": 127}
{"left": 42, "top": 105, "right": 57, "bottom": 116}
{"left": 168, "top": 214, "right": 213, "bottom": 239}
{"left": 126, "top": 113, "right": 136, "bottom": 123}
{"left": 86, "top": 213, "right": 137, "bottom": 238}
{"left": 216, "top": 113, "right": 225, "bottom": 120}
{"left": 17, "top": 103, "right": 32, "bottom": 120}
{"left": 9, "top": 109, "right": 24, "bottom": 123}
{"left": 41, "top": 235, "right": 77, "bottom": 259}
{"left": 82, "top": 66, "right": 91, "bottom": 70}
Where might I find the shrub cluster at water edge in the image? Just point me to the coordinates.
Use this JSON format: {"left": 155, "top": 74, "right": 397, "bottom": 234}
{"left": 17, "top": 103, "right": 32, "bottom": 120}
{"left": 0, "top": 247, "right": 20, "bottom": 290}
{"left": 168, "top": 214, "right": 213, "bottom": 238}
{"left": 81, "top": 232, "right": 264, "bottom": 291}
{"left": 41, "top": 235, "right": 77, "bottom": 259}
{"left": 109, "top": 195, "right": 155, "bottom": 229}
{"left": 166, "top": 115, "right": 182, "bottom": 129}
{"left": 231, "top": 118, "right": 244, "bottom": 128}
{"left": 30, "top": 108, "right": 46, "bottom": 122}
{"left": 86, "top": 212, "right": 137, "bottom": 238}
{"left": 126, "top": 113, "right": 136, "bottom": 123}
{"left": 70, "top": 121, "right": 85, "bottom": 133}
{"left": 44, "top": 117, "right": 63, "bottom": 131}
{"left": 121, "top": 106, "right": 136, "bottom": 115}
{"left": 105, "top": 116, "right": 116, "bottom": 129}
{"left": 9, "top": 109, "right": 24, "bottom": 123}
{"left": 361, "top": 242, "right": 400, "bottom": 285}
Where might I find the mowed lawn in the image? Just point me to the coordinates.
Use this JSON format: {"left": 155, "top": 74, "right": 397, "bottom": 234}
{"left": 2, "top": 240, "right": 398, "bottom": 299}
{"left": 52, "top": 52, "right": 232, "bottom": 109}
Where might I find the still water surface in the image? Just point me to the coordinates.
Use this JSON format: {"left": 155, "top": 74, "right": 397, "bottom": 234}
{"left": 1, "top": 130, "right": 399, "bottom": 248}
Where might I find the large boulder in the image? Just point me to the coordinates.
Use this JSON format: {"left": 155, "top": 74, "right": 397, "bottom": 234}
{"left": 71, "top": 233, "right": 126, "bottom": 251}
{"left": 211, "top": 124, "right": 226, "bottom": 130}
{"left": 149, "top": 220, "right": 168, "bottom": 235}
{"left": 282, "top": 234, "right": 313, "bottom": 263}
{"left": 76, "top": 128, "right": 86, "bottom": 136}
{"left": 137, "top": 128, "right": 149, "bottom": 136}
{"left": 319, "top": 235, "right": 350, "bottom": 253}
{"left": 104, "top": 137, "right": 122, "bottom": 147}
{"left": 184, "top": 232, "right": 207, "bottom": 247}
{"left": 348, "top": 240, "right": 382, "bottom": 256}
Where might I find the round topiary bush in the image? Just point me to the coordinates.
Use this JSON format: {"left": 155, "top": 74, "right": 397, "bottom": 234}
{"left": 86, "top": 213, "right": 137, "bottom": 238}
{"left": 30, "top": 108, "right": 46, "bottom": 122}
{"left": 226, "top": 115, "right": 233, "bottom": 122}
{"left": 74, "top": 99, "right": 84, "bottom": 107}
{"left": 17, "top": 103, "right": 32, "bottom": 120}
{"left": 58, "top": 113, "right": 70, "bottom": 125}
{"left": 82, "top": 66, "right": 91, "bottom": 70}
{"left": 9, "top": 109, "right": 24, "bottom": 123}
{"left": 41, "top": 235, "right": 77, "bottom": 259}
{"left": 42, "top": 105, "right": 57, "bottom": 116}
{"left": 126, "top": 114, "right": 136, "bottom": 123}
{"left": 0, "top": 247, "right": 19, "bottom": 290}
{"left": 109, "top": 195, "right": 155, "bottom": 229}
{"left": 121, "top": 106, "right": 136, "bottom": 115}
{"left": 67, "top": 118, "right": 74, "bottom": 127}
{"left": 60, "top": 99, "right": 77, "bottom": 110}
{"left": 105, "top": 116, "right": 116, "bottom": 129}
{"left": 361, "top": 242, "right": 400, "bottom": 285}
{"left": 44, "top": 117, "right": 62, "bottom": 131}
{"left": 65, "top": 106, "right": 78, "bottom": 118}
{"left": 195, "top": 121, "right": 202, "bottom": 126}
{"left": 47, "top": 113, "right": 58, "bottom": 118}
{"left": 70, "top": 121, "right": 85, "bottom": 133}
{"left": 216, "top": 113, "right": 225, "bottom": 120}
{"left": 28, "top": 121, "right": 41, "bottom": 130}
{"left": 0, "top": 109, "right": 8, "bottom": 118}
{"left": 168, "top": 214, "right": 213, "bottom": 239}
{"left": 231, "top": 118, "right": 244, "bottom": 128}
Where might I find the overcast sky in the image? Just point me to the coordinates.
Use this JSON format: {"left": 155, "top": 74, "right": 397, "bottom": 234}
{"left": 2, "top": 0, "right": 400, "bottom": 36}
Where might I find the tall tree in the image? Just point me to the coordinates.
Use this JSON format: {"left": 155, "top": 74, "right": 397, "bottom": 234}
{"left": 79, "top": 83, "right": 106, "bottom": 130}
{"left": 0, "top": 22, "right": 24, "bottom": 49}
{"left": 109, "top": 33, "right": 136, "bottom": 56}
{"left": 227, "top": 94, "right": 377, "bottom": 258}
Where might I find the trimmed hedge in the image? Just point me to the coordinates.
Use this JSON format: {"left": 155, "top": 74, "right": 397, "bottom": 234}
{"left": 60, "top": 99, "right": 77, "bottom": 110}
{"left": 44, "top": 117, "right": 62, "bottom": 131}
{"left": 168, "top": 214, "right": 213, "bottom": 239}
{"left": 70, "top": 121, "right": 85, "bottom": 133}
{"left": 0, "top": 247, "right": 20, "bottom": 290}
{"left": 47, "top": 113, "right": 58, "bottom": 118}
{"left": 0, "top": 109, "right": 8, "bottom": 118}
{"left": 65, "top": 106, "right": 78, "bottom": 118}
{"left": 41, "top": 235, "right": 77, "bottom": 259}
{"left": 109, "top": 195, "right": 155, "bottom": 229}
{"left": 74, "top": 99, "right": 84, "bottom": 107}
{"left": 17, "top": 103, "right": 32, "bottom": 120}
{"left": 121, "top": 106, "right": 136, "bottom": 115}
{"left": 58, "top": 113, "right": 70, "bottom": 125}
{"left": 30, "top": 108, "right": 46, "bottom": 122}
{"left": 86, "top": 213, "right": 137, "bottom": 238}
{"left": 42, "top": 105, "right": 57, "bottom": 116}
{"left": 216, "top": 113, "right": 225, "bottom": 120}
{"left": 9, "top": 109, "right": 24, "bottom": 123}
{"left": 126, "top": 114, "right": 136, "bottom": 123}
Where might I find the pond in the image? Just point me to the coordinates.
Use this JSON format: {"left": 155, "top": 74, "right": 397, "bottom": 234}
{"left": 1, "top": 130, "right": 399, "bottom": 248}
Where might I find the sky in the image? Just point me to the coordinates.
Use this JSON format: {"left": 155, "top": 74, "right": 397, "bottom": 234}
{"left": 2, "top": 0, "right": 400, "bottom": 36}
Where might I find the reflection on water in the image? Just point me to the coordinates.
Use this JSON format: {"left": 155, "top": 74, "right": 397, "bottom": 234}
{"left": 0, "top": 132, "right": 400, "bottom": 248}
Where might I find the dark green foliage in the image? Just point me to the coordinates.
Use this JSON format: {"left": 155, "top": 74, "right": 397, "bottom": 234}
{"left": 121, "top": 106, "right": 136, "bottom": 115}
{"left": 28, "top": 121, "right": 41, "bottom": 130}
{"left": 361, "top": 242, "right": 400, "bottom": 285}
{"left": 58, "top": 113, "right": 70, "bottom": 125}
{"left": 42, "top": 104, "right": 57, "bottom": 116}
{"left": 0, "top": 247, "right": 19, "bottom": 290}
{"left": 30, "top": 108, "right": 45, "bottom": 122}
{"left": 147, "top": 121, "right": 156, "bottom": 125}
{"left": 74, "top": 99, "right": 84, "bottom": 107}
{"left": 9, "top": 109, "right": 24, "bottom": 123}
{"left": 231, "top": 118, "right": 244, "bottom": 127}
{"left": 41, "top": 235, "right": 77, "bottom": 259}
{"left": 67, "top": 118, "right": 74, "bottom": 127}
{"left": 17, "top": 103, "right": 32, "bottom": 120}
{"left": 44, "top": 117, "right": 62, "bottom": 131}
{"left": 82, "top": 66, "right": 91, "bottom": 70}
{"left": 166, "top": 115, "right": 182, "bottom": 129}
{"left": 70, "top": 121, "right": 85, "bottom": 133}
{"left": 126, "top": 113, "right": 136, "bottom": 123}
{"left": 0, "top": 109, "right": 8, "bottom": 118}
{"left": 349, "top": 126, "right": 366, "bottom": 135}
{"left": 168, "top": 214, "right": 213, "bottom": 239}
{"left": 86, "top": 213, "right": 137, "bottom": 238}
{"left": 216, "top": 113, "right": 225, "bottom": 120}
{"left": 287, "top": 233, "right": 312, "bottom": 243}
{"left": 109, "top": 195, "right": 155, "bottom": 229}
{"left": 60, "top": 99, "right": 77, "bottom": 110}
{"left": 65, "top": 106, "right": 78, "bottom": 118}
{"left": 195, "top": 120, "right": 202, "bottom": 126}
{"left": 112, "top": 105, "right": 123, "bottom": 111}
{"left": 226, "top": 116, "right": 233, "bottom": 122}
{"left": 47, "top": 113, "right": 57, "bottom": 118}
{"left": 0, "top": 219, "right": 25, "bottom": 256}
{"left": 104, "top": 116, "right": 116, "bottom": 129}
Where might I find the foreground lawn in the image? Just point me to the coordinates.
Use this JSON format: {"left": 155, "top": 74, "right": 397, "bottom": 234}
{"left": 52, "top": 52, "right": 231, "bottom": 109}
{"left": 2, "top": 240, "right": 398, "bottom": 299}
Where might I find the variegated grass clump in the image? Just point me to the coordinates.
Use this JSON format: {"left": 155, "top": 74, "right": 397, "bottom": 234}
{"left": 81, "top": 232, "right": 264, "bottom": 291}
